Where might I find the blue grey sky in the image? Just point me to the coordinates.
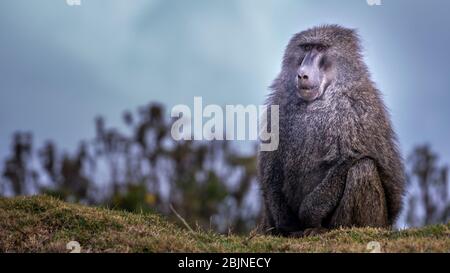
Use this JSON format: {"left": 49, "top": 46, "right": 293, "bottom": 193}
{"left": 1, "top": 0, "right": 450, "bottom": 165}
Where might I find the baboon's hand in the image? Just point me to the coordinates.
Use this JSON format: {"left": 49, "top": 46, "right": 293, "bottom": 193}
{"left": 285, "top": 228, "right": 328, "bottom": 238}
{"left": 298, "top": 200, "right": 323, "bottom": 228}
{"left": 302, "top": 227, "right": 329, "bottom": 237}
{"left": 275, "top": 223, "right": 300, "bottom": 236}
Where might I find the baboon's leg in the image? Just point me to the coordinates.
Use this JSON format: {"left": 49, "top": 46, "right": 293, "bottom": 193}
{"left": 261, "top": 201, "right": 301, "bottom": 236}
{"left": 329, "top": 158, "right": 389, "bottom": 228}
{"left": 261, "top": 203, "right": 276, "bottom": 234}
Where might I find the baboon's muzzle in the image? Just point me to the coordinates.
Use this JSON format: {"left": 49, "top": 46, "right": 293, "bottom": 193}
{"left": 296, "top": 50, "right": 323, "bottom": 101}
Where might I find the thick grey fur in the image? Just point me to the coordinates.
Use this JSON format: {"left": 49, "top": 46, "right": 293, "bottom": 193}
{"left": 258, "top": 25, "right": 405, "bottom": 236}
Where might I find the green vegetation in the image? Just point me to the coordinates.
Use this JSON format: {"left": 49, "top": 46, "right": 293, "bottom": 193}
{"left": 1, "top": 195, "right": 449, "bottom": 253}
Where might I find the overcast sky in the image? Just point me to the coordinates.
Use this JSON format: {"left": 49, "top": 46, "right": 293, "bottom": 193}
{"left": 1, "top": 0, "right": 450, "bottom": 166}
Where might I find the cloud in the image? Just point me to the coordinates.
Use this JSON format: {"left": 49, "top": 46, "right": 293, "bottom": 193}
{"left": 1, "top": 0, "right": 450, "bottom": 165}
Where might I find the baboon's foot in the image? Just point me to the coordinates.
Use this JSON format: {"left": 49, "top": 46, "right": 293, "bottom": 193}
{"left": 287, "top": 231, "right": 304, "bottom": 238}
{"left": 302, "top": 227, "right": 329, "bottom": 237}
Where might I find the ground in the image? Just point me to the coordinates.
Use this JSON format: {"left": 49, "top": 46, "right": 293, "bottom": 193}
{"left": 0, "top": 195, "right": 448, "bottom": 253}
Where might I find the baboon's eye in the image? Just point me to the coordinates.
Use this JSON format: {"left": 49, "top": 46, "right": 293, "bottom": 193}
{"left": 316, "top": 45, "right": 326, "bottom": 52}
{"left": 301, "top": 44, "right": 313, "bottom": 51}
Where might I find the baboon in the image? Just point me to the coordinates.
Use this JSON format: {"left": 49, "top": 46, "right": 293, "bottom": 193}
{"left": 258, "top": 25, "right": 405, "bottom": 237}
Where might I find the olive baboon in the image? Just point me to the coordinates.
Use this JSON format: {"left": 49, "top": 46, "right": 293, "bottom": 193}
{"left": 258, "top": 25, "right": 405, "bottom": 237}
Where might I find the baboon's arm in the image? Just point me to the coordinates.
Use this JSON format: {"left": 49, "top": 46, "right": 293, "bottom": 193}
{"left": 298, "top": 159, "right": 356, "bottom": 228}
{"left": 259, "top": 151, "right": 298, "bottom": 234}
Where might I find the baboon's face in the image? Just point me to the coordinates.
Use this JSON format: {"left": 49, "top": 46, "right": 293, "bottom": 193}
{"left": 296, "top": 44, "right": 335, "bottom": 102}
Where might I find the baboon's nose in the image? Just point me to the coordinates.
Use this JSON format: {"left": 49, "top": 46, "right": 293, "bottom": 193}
{"left": 298, "top": 73, "right": 309, "bottom": 81}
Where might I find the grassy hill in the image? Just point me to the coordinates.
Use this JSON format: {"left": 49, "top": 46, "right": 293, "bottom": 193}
{"left": 0, "top": 195, "right": 448, "bottom": 253}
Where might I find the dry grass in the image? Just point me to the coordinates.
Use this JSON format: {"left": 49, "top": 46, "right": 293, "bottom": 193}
{"left": 0, "top": 195, "right": 449, "bottom": 253}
